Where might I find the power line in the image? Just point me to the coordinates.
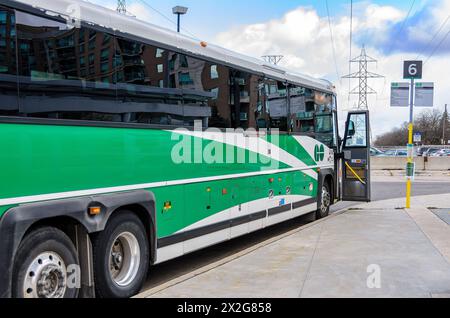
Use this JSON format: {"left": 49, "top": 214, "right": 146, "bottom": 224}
{"left": 385, "top": 0, "right": 416, "bottom": 55}
{"left": 424, "top": 27, "right": 450, "bottom": 64}
{"left": 416, "top": 15, "right": 450, "bottom": 60}
{"left": 348, "top": 0, "right": 353, "bottom": 107}
{"left": 325, "top": 0, "right": 340, "bottom": 80}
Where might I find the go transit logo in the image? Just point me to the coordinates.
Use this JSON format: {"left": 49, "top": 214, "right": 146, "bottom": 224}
{"left": 314, "top": 144, "right": 325, "bottom": 162}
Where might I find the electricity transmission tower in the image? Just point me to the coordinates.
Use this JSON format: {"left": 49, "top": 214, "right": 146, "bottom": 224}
{"left": 262, "top": 55, "right": 284, "bottom": 65}
{"left": 343, "top": 46, "right": 383, "bottom": 110}
{"left": 117, "top": 0, "right": 126, "bottom": 14}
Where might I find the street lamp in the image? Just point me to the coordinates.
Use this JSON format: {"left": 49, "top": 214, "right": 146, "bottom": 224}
{"left": 172, "top": 6, "right": 188, "bottom": 33}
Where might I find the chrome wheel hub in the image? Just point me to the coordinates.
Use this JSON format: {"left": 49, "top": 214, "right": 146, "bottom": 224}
{"left": 321, "top": 186, "right": 331, "bottom": 213}
{"left": 109, "top": 232, "right": 140, "bottom": 287}
{"left": 24, "top": 252, "right": 67, "bottom": 298}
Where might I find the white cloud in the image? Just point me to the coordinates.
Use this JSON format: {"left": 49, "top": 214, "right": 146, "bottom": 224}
{"left": 363, "top": 4, "right": 405, "bottom": 29}
{"left": 214, "top": 2, "right": 450, "bottom": 138}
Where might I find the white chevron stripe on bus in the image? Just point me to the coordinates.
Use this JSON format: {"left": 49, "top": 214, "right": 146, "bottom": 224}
{"left": 170, "top": 130, "right": 318, "bottom": 180}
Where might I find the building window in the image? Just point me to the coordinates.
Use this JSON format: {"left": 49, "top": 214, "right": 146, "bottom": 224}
{"left": 157, "top": 64, "right": 163, "bottom": 73}
{"left": 156, "top": 48, "right": 164, "bottom": 58}
{"left": 210, "top": 87, "right": 219, "bottom": 100}
{"left": 101, "top": 61, "right": 109, "bottom": 73}
{"left": 88, "top": 38, "right": 95, "bottom": 50}
{"left": 180, "top": 55, "right": 188, "bottom": 68}
{"left": 102, "top": 34, "right": 111, "bottom": 44}
{"left": 100, "top": 49, "right": 109, "bottom": 60}
{"left": 159, "top": 79, "right": 164, "bottom": 88}
{"left": 179, "top": 72, "right": 193, "bottom": 85}
{"left": 169, "top": 54, "right": 177, "bottom": 71}
{"left": 211, "top": 65, "right": 218, "bottom": 79}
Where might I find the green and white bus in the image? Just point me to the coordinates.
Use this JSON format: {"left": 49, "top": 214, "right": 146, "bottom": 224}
{"left": 0, "top": 0, "right": 371, "bottom": 298}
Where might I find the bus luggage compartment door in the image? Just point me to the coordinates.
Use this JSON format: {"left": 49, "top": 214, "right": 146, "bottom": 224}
{"left": 341, "top": 111, "right": 371, "bottom": 202}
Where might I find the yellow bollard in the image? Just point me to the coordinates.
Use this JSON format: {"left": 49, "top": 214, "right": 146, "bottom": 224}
{"left": 406, "top": 123, "right": 414, "bottom": 209}
{"left": 406, "top": 179, "right": 411, "bottom": 209}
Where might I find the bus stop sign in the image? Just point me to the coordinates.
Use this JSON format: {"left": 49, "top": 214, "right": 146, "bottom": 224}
{"left": 404, "top": 61, "right": 423, "bottom": 79}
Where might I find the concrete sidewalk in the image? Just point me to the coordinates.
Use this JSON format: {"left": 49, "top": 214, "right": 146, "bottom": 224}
{"left": 138, "top": 194, "right": 450, "bottom": 298}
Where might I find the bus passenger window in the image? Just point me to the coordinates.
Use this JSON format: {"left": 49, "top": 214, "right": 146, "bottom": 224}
{"left": 15, "top": 11, "right": 117, "bottom": 120}
{"left": 264, "top": 80, "right": 287, "bottom": 132}
{"left": 0, "top": 6, "right": 18, "bottom": 116}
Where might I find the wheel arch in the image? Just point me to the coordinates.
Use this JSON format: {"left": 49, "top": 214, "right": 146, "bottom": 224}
{"left": 318, "top": 169, "right": 336, "bottom": 205}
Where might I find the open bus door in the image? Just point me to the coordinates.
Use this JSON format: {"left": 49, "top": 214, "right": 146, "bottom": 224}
{"left": 341, "top": 111, "right": 371, "bottom": 202}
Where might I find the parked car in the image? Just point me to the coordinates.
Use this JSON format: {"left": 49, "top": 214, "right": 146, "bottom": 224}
{"left": 432, "top": 149, "right": 450, "bottom": 157}
{"left": 370, "top": 147, "right": 385, "bottom": 157}
{"left": 383, "top": 149, "right": 409, "bottom": 157}
{"left": 417, "top": 147, "right": 431, "bottom": 157}
{"left": 424, "top": 148, "right": 442, "bottom": 157}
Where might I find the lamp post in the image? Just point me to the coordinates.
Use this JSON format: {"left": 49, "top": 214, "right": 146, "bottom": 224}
{"left": 172, "top": 6, "right": 188, "bottom": 33}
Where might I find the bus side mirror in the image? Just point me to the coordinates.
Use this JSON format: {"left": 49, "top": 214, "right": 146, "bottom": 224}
{"left": 347, "top": 121, "right": 356, "bottom": 138}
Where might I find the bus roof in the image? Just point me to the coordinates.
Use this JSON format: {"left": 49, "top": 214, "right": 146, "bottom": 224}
{"left": 10, "top": 0, "right": 335, "bottom": 93}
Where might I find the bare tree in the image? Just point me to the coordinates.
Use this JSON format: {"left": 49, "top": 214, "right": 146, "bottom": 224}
{"left": 375, "top": 110, "right": 443, "bottom": 146}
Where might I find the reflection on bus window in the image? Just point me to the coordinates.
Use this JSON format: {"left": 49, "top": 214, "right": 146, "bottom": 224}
{"left": 291, "top": 88, "right": 335, "bottom": 148}
{"left": 345, "top": 113, "right": 367, "bottom": 147}
{"left": 0, "top": 6, "right": 18, "bottom": 116}
{"left": 1, "top": 7, "right": 335, "bottom": 135}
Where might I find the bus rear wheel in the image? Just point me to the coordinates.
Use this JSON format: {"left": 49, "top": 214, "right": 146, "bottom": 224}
{"left": 316, "top": 182, "right": 331, "bottom": 219}
{"left": 12, "top": 227, "right": 79, "bottom": 298}
{"left": 92, "top": 211, "right": 149, "bottom": 298}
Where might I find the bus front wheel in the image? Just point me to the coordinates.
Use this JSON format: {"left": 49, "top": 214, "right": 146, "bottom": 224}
{"left": 92, "top": 211, "right": 149, "bottom": 298}
{"left": 12, "top": 227, "right": 80, "bottom": 298}
{"left": 316, "top": 182, "right": 331, "bottom": 219}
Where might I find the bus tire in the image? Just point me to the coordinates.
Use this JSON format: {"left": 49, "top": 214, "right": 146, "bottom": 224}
{"left": 12, "top": 227, "right": 79, "bottom": 298}
{"left": 316, "top": 182, "right": 331, "bottom": 219}
{"left": 92, "top": 211, "right": 149, "bottom": 298}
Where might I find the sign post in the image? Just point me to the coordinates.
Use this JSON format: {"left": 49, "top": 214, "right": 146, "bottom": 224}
{"left": 403, "top": 61, "right": 423, "bottom": 209}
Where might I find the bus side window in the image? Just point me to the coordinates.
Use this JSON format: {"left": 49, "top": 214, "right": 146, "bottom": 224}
{"left": 15, "top": 11, "right": 118, "bottom": 121}
{"left": 262, "top": 79, "right": 288, "bottom": 132}
{"left": 0, "top": 6, "right": 18, "bottom": 117}
{"left": 314, "top": 92, "right": 335, "bottom": 148}
{"left": 204, "top": 63, "right": 231, "bottom": 128}
{"left": 291, "top": 86, "right": 314, "bottom": 134}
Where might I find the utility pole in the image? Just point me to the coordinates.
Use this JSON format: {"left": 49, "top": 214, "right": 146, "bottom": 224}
{"left": 342, "top": 46, "right": 383, "bottom": 110}
{"left": 117, "top": 0, "right": 126, "bottom": 14}
{"left": 443, "top": 104, "right": 448, "bottom": 145}
{"left": 262, "top": 55, "right": 284, "bottom": 65}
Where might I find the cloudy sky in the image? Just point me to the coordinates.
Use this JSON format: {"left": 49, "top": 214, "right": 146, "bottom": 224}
{"left": 89, "top": 0, "right": 450, "bottom": 138}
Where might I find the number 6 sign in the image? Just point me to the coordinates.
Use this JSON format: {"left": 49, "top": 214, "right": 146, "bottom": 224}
{"left": 404, "top": 61, "right": 423, "bottom": 79}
